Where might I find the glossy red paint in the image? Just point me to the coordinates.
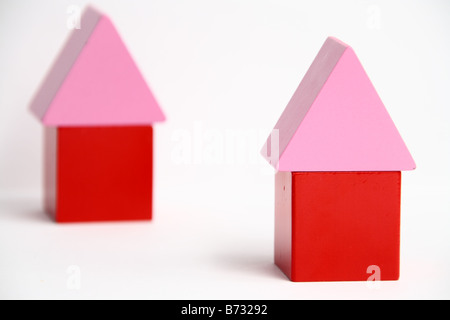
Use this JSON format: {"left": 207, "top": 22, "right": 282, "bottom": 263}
{"left": 275, "top": 171, "right": 401, "bottom": 282}
{"left": 44, "top": 126, "right": 153, "bottom": 222}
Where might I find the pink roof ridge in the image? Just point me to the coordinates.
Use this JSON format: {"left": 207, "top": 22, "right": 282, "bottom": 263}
{"left": 261, "top": 37, "right": 415, "bottom": 172}
{"left": 30, "top": 6, "right": 165, "bottom": 126}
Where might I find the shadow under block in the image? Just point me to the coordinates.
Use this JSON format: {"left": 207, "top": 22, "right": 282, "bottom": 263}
{"left": 275, "top": 171, "right": 401, "bottom": 282}
{"left": 44, "top": 126, "right": 153, "bottom": 223}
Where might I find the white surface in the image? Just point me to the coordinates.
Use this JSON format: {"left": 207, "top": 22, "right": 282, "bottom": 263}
{"left": 1, "top": 0, "right": 450, "bottom": 300}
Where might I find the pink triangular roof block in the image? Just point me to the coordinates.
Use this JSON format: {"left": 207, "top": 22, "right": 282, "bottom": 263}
{"left": 261, "top": 37, "right": 415, "bottom": 172}
{"left": 30, "top": 6, "right": 165, "bottom": 126}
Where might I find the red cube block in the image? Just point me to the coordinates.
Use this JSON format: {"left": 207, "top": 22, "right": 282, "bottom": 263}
{"left": 275, "top": 171, "right": 401, "bottom": 282}
{"left": 44, "top": 126, "right": 153, "bottom": 222}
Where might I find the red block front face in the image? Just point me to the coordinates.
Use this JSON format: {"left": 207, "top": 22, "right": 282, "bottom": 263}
{"left": 275, "top": 171, "right": 401, "bottom": 282}
{"left": 44, "top": 126, "right": 153, "bottom": 222}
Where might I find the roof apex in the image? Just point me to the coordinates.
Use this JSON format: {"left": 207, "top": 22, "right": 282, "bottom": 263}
{"left": 261, "top": 37, "right": 415, "bottom": 172}
{"left": 30, "top": 6, "right": 165, "bottom": 126}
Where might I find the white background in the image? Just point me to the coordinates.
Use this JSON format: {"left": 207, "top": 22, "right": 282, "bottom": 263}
{"left": 1, "top": 0, "right": 449, "bottom": 299}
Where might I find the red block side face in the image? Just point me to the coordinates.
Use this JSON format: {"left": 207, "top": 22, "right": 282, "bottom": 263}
{"left": 44, "top": 127, "right": 57, "bottom": 220}
{"left": 275, "top": 171, "right": 401, "bottom": 282}
{"left": 48, "top": 126, "right": 153, "bottom": 222}
{"left": 274, "top": 171, "right": 293, "bottom": 279}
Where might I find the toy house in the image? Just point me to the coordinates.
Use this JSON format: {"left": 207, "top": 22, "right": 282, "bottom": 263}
{"left": 261, "top": 37, "right": 415, "bottom": 281}
{"left": 30, "top": 7, "right": 165, "bottom": 222}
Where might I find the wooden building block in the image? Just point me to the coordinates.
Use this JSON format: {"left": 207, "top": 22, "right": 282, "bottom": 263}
{"left": 30, "top": 6, "right": 165, "bottom": 126}
{"left": 45, "top": 126, "right": 153, "bottom": 222}
{"left": 275, "top": 171, "right": 401, "bottom": 282}
{"left": 261, "top": 37, "right": 415, "bottom": 172}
